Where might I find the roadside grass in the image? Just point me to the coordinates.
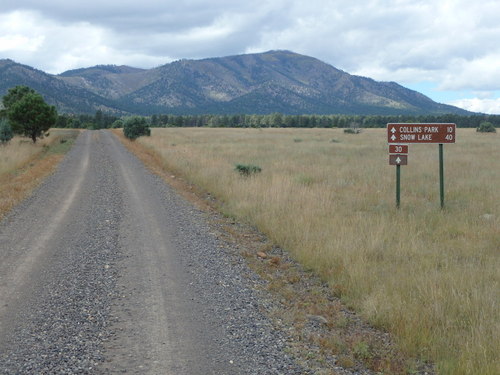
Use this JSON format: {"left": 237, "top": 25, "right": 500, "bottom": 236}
{"left": 125, "top": 127, "right": 497, "bottom": 375}
{"left": 0, "top": 129, "right": 80, "bottom": 220}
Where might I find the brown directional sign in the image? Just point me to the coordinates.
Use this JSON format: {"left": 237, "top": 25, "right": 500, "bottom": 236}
{"left": 389, "top": 154, "right": 408, "bottom": 165}
{"left": 389, "top": 144, "right": 408, "bottom": 154}
{"left": 388, "top": 123, "right": 456, "bottom": 144}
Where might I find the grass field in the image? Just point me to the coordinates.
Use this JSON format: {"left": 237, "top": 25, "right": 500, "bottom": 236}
{"left": 134, "top": 127, "right": 498, "bottom": 375}
{"left": 0, "top": 129, "right": 79, "bottom": 219}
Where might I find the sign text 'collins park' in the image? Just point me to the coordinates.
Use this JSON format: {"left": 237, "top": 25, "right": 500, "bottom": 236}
{"left": 387, "top": 123, "right": 456, "bottom": 144}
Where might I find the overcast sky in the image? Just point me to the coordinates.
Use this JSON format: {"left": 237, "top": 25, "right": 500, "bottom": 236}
{"left": 1, "top": 0, "right": 500, "bottom": 114}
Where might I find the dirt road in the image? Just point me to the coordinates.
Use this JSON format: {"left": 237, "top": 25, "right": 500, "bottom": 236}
{"left": 0, "top": 131, "right": 303, "bottom": 374}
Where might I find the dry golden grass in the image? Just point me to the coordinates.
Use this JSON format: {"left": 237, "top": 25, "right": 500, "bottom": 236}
{"left": 132, "top": 127, "right": 498, "bottom": 375}
{"left": 0, "top": 129, "right": 80, "bottom": 219}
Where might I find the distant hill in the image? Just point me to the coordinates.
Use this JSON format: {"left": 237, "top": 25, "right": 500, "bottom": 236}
{"left": 0, "top": 51, "right": 472, "bottom": 115}
{"left": 58, "top": 65, "right": 154, "bottom": 100}
{"left": 0, "top": 59, "right": 127, "bottom": 113}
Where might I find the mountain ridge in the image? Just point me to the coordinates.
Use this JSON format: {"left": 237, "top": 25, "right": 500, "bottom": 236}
{"left": 0, "top": 51, "right": 472, "bottom": 115}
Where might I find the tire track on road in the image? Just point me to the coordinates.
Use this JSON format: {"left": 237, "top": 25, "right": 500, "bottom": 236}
{"left": 102, "top": 131, "right": 234, "bottom": 374}
{"left": 0, "top": 132, "right": 91, "bottom": 334}
{"left": 0, "top": 130, "right": 124, "bottom": 373}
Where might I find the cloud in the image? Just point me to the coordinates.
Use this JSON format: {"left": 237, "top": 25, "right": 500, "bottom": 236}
{"left": 0, "top": 34, "right": 44, "bottom": 52}
{"left": 0, "top": 10, "right": 170, "bottom": 73}
{"left": 438, "top": 54, "right": 500, "bottom": 91}
{"left": 448, "top": 98, "right": 500, "bottom": 115}
{"left": 1, "top": 0, "right": 500, "bottom": 109}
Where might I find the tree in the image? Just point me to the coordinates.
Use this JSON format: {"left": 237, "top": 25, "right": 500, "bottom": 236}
{"left": 72, "top": 118, "right": 82, "bottom": 129}
{"left": 123, "top": 116, "right": 151, "bottom": 140}
{"left": 111, "top": 119, "right": 124, "bottom": 128}
{"left": 2, "top": 85, "right": 35, "bottom": 110}
{"left": 56, "top": 114, "right": 70, "bottom": 128}
{"left": 94, "top": 109, "right": 104, "bottom": 129}
{"left": 151, "top": 114, "right": 159, "bottom": 126}
{"left": 0, "top": 118, "right": 13, "bottom": 144}
{"left": 477, "top": 121, "right": 496, "bottom": 133}
{"left": 2, "top": 86, "right": 57, "bottom": 143}
{"left": 270, "top": 112, "right": 283, "bottom": 127}
{"left": 7, "top": 92, "right": 57, "bottom": 143}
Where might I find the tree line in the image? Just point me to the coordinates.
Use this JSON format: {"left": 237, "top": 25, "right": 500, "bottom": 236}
{"left": 56, "top": 112, "right": 500, "bottom": 130}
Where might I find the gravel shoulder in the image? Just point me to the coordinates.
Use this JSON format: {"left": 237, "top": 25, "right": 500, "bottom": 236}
{"left": 0, "top": 130, "right": 306, "bottom": 374}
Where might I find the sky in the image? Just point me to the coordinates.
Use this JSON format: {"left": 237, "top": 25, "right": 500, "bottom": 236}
{"left": 1, "top": 0, "right": 500, "bottom": 114}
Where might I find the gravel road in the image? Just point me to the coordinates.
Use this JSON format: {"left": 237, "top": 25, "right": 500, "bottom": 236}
{"left": 0, "top": 130, "right": 306, "bottom": 374}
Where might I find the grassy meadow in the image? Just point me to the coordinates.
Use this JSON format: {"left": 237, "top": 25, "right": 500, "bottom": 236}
{"left": 0, "top": 129, "right": 79, "bottom": 219}
{"left": 136, "top": 127, "right": 498, "bottom": 375}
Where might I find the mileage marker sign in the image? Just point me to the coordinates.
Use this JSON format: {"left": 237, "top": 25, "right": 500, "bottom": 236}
{"left": 389, "top": 144, "right": 408, "bottom": 154}
{"left": 387, "top": 123, "right": 456, "bottom": 144}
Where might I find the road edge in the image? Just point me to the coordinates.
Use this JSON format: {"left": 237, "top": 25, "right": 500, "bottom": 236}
{"left": 110, "top": 129, "right": 435, "bottom": 375}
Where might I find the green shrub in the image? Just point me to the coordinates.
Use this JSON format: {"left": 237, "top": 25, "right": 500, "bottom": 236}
{"left": 111, "top": 119, "right": 123, "bottom": 128}
{"left": 353, "top": 341, "right": 372, "bottom": 360}
{"left": 344, "top": 128, "right": 361, "bottom": 134}
{"left": 0, "top": 118, "right": 13, "bottom": 144}
{"left": 296, "top": 174, "right": 315, "bottom": 186}
{"left": 123, "top": 116, "right": 151, "bottom": 140}
{"left": 235, "top": 164, "right": 262, "bottom": 176}
{"left": 476, "top": 121, "right": 496, "bottom": 133}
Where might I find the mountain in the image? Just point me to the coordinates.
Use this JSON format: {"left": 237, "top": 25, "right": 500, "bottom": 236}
{"left": 0, "top": 59, "right": 129, "bottom": 113}
{"left": 58, "top": 65, "right": 155, "bottom": 100}
{"left": 0, "top": 51, "right": 471, "bottom": 115}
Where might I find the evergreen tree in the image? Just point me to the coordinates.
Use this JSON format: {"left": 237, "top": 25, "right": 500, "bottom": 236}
{"left": 123, "top": 116, "right": 151, "bottom": 140}
{"left": 7, "top": 92, "right": 57, "bottom": 143}
{"left": 2, "top": 86, "right": 35, "bottom": 110}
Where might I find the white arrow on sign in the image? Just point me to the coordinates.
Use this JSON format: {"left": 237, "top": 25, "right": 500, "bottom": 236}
{"left": 396, "top": 157, "right": 401, "bottom": 164}
{"left": 391, "top": 127, "right": 396, "bottom": 133}
{"left": 391, "top": 134, "right": 397, "bottom": 141}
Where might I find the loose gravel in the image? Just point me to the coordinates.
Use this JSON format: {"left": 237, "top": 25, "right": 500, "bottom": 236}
{"left": 0, "top": 131, "right": 123, "bottom": 373}
{"left": 0, "top": 130, "right": 309, "bottom": 374}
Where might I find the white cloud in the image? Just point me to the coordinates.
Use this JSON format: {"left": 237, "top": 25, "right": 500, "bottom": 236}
{"left": 0, "top": 11, "right": 44, "bottom": 52}
{"left": 438, "top": 54, "right": 500, "bottom": 91}
{"left": 448, "top": 98, "right": 500, "bottom": 115}
{"left": 0, "top": 34, "right": 44, "bottom": 52}
{"left": 0, "top": 10, "right": 170, "bottom": 73}
{"left": 1, "top": 0, "right": 500, "bottom": 108}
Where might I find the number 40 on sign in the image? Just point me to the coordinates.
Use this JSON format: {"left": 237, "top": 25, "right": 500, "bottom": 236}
{"left": 387, "top": 123, "right": 456, "bottom": 144}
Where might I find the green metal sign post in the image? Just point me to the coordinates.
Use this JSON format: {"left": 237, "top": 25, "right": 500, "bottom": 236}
{"left": 389, "top": 154, "right": 407, "bottom": 208}
{"left": 396, "top": 164, "right": 401, "bottom": 209}
{"left": 439, "top": 143, "right": 445, "bottom": 209}
{"left": 389, "top": 146, "right": 408, "bottom": 209}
